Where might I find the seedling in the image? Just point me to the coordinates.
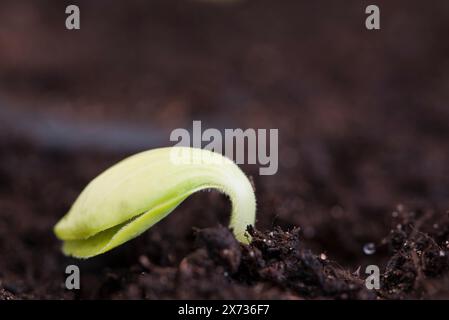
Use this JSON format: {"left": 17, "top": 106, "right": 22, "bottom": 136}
{"left": 54, "top": 147, "right": 256, "bottom": 258}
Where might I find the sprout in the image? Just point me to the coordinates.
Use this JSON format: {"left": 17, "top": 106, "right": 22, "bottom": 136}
{"left": 54, "top": 147, "right": 256, "bottom": 258}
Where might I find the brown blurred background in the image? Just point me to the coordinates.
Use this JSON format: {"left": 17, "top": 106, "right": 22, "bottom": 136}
{"left": 0, "top": 0, "right": 449, "bottom": 298}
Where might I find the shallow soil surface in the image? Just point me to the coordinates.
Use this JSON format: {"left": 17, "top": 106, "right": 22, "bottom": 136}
{"left": 1, "top": 0, "right": 449, "bottom": 299}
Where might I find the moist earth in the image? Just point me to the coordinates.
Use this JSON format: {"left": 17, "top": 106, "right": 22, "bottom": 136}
{"left": 1, "top": 0, "right": 449, "bottom": 299}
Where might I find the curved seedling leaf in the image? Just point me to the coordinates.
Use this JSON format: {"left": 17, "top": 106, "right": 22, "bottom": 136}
{"left": 54, "top": 147, "right": 256, "bottom": 258}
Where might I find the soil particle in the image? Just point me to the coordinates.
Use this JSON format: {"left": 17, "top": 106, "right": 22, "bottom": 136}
{"left": 381, "top": 209, "right": 449, "bottom": 298}
{"left": 0, "top": 288, "right": 15, "bottom": 300}
{"left": 239, "top": 226, "right": 376, "bottom": 299}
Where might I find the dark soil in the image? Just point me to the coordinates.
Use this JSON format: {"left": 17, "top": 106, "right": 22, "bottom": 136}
{"left": 1, "top": 0, "right": 449, "bottom": 299}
